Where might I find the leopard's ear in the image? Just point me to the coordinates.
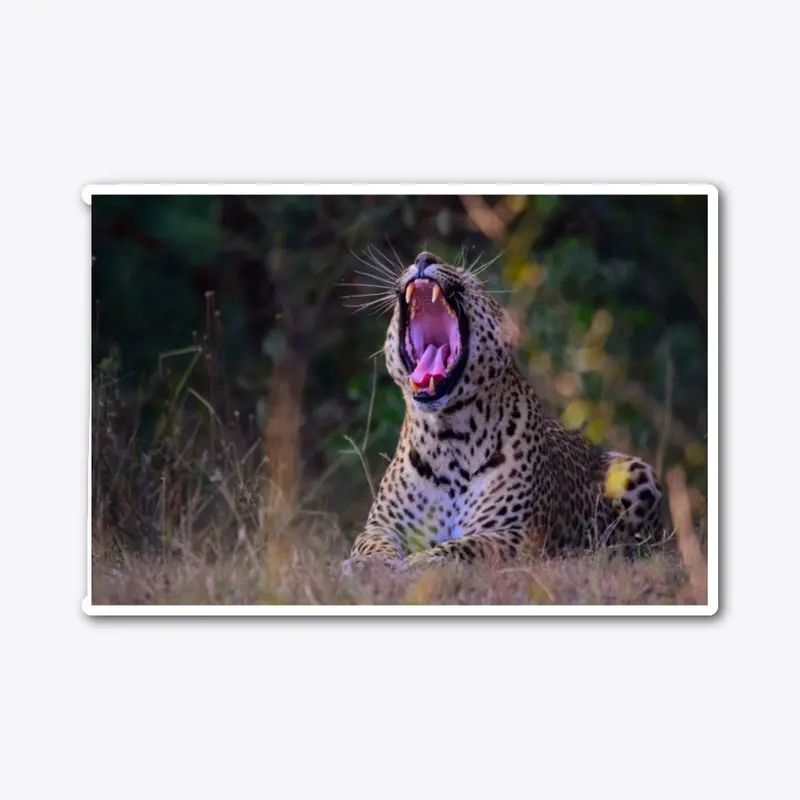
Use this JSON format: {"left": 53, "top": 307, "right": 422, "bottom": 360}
{"left": 499, "top": 308, "right": 523, "bottom": 349}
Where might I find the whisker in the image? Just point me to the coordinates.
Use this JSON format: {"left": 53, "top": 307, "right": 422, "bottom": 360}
{"left": 368, "top": 304, "right": 395, "bottom": 317}
{"left": 352, "top": 269, "right": 397, "bottom": 286}
{"left": 349, "top": 249, "right": 398, "bottom": 281}
{"left": 337, "top": 282, "right": 395, "bottom": 289}
{"left": 468, "top": 251, "right": 484, "bottom": 272}
{"left": 365, "top": 244, "right": 403, "bottom": 277}
{"left": 383, "top": 236, "right": 406, "bottom": 272}
{"left": 363, "top": 260, "right": 396, "bottom": 281}
{"left": 354, "top": 260, "right": 396, "bottom": 282}
{"left": 340, "top": 292, "right": 394, "bottom": 299}
{"left": 365, "top": 241, "right": 392, "bottom": 264}
{"left": 365, "top": 242, "right": 398, "bottom": 270}
{"left": 471, "top": 250, "right": 505, "bottom": 277}
{"left": 343, "top": 295, "right": 397, "bottom": 311}
{"left": 344, "top": 305, "right": 393, "bottom": 315}
{"left": 348, "top": 304, "right": 395, "bottom": 317}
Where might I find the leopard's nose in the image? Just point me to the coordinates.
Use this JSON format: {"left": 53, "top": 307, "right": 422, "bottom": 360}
{"left": 414, "top": 251, "right": 441, "bottom": 277}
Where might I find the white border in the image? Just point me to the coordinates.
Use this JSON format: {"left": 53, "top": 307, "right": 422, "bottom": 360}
{"left": 82, "top": 184, "right": 717, "bottom": 202}
{"left": 83, "top": 182, "right": 718, "bottom": 617}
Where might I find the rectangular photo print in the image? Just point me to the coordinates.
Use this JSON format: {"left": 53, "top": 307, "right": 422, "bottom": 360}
{"left": 85, "top": 185, "right": 717, "bottom": 615}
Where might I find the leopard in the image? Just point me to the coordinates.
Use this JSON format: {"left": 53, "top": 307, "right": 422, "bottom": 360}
{"left": 349, "top": 250, "right": 665, "bottom": 570}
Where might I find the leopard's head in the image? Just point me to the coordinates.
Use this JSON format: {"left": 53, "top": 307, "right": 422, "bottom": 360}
{"left": 381, "top": 251, "right": 519, "bottom": 413}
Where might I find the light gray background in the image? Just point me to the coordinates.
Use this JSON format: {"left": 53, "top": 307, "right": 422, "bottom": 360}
{"left": 1, "top": 0, "right": 793, "bottom": 798}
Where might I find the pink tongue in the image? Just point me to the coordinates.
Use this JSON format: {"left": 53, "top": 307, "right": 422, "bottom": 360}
{"left": 410, "top": 343, "right": 450, "bottom": 385}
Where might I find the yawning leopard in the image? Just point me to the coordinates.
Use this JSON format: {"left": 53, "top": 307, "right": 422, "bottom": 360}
{"left": 350, "top": 250, "right": 665, "bottom": 568}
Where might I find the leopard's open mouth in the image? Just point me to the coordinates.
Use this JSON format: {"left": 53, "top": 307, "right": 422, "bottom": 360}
{"left": 398, "top": 278, "right": 469, "bottom": 403}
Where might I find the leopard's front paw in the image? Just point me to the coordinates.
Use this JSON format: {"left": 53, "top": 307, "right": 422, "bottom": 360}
{"left": 399, "top": 551, "right": 446, "bottom": 572}
{"left": 338, "top": 554, "right": 402, "bottom": 578}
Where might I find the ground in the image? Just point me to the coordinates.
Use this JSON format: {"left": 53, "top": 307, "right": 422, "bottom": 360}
{"left": 91, "top": 534, "right": 698, "bottom": 606}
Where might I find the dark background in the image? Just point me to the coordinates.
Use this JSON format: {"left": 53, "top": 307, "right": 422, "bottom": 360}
{"left": 91, "top": 194, "right": 709, "bottom": 552}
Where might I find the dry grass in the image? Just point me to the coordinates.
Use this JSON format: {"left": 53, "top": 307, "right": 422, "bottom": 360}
{"left": 668, "top": 466, "right": 708, "bottom": 605}
{"left": 92, "top": 518, "right": 697, "bottom": 606}
{"left": 92, "top": 552, "right": 691, "bottom": 606}
{"left": 91, "top": 398, "right": 709, "bottom": 608}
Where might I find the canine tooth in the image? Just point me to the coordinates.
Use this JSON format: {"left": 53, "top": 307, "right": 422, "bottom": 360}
{"left": 410, "top": 378, "right": 420, "bottom": 392}
{"left": 432, "top": 285, "right": 441, "bottom": 303}
{"left": 405, "top": 284, "right": 414, "bottom": 304}
{"left": 428, "top": 376, "right": 435, "bottom": 393}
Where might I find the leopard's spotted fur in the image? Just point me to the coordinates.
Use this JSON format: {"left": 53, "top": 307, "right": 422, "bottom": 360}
{"left": 350, "top": 251, "right": 664, "bottom": 568}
